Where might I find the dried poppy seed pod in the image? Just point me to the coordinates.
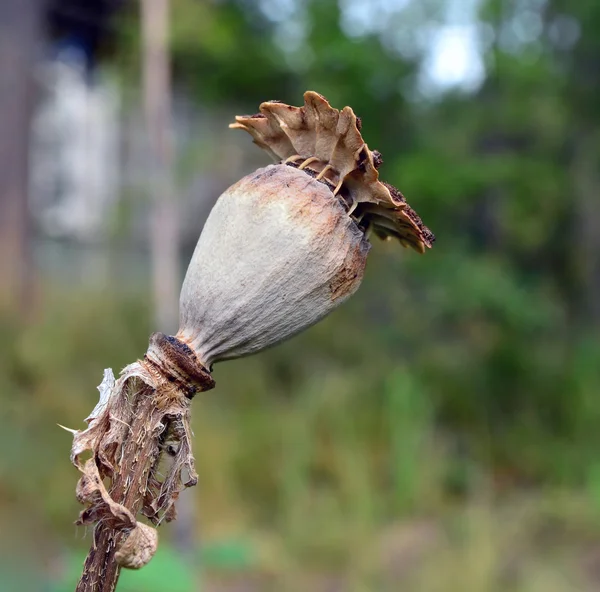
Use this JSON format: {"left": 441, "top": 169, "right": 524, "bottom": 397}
{"left": 176, "top": 163, "right": 370, "bottom": 365}
{"left": 172, "top": 91, "right": 434, "bottom": 366}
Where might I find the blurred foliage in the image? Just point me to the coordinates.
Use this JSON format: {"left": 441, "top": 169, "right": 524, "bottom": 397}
{"left": 4, "top": 0, "right": 600, "bottom": 589}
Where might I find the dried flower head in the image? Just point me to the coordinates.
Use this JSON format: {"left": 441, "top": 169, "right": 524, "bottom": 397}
{"left": 69, "top": 92, "right": 435, "bottom": 590}
{"left": 176, "top": 91, "right": 434, "bottom": 365}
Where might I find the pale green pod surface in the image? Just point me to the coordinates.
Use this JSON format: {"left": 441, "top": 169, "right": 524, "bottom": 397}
{"left": 177, "top": 164, "right": 370, "bottom": 365}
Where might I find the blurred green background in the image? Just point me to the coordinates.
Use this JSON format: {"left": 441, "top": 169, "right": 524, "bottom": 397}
{"left": 2, "top": 0, "right": 600, "bottom": 590}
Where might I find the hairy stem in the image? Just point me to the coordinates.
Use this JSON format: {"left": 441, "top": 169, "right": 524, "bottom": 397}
{"left": 71, "top": 332, "right": 214, "bottom": 592}
{"left": 76, "top": 385, "right": 163, "bottom": 592}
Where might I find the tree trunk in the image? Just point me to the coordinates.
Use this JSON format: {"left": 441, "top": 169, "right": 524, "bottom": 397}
{"left": 0, "top": 0, "right": 41, "bottom": 314}
{"left": 142, "top": 0, "right": 180, "bottom": 334}
{"left": 572, "top": 132, "right": 600, "bottom": 327}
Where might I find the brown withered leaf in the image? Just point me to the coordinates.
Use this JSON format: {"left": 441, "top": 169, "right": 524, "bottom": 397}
{"left": 70, "top": 364, "right": 146, "bottom": 475}
{"left": 69, "top": 359, "right": 201, "bottom": 578}
{"left": 75, "top": 459, "right": 135, "bottom": 530}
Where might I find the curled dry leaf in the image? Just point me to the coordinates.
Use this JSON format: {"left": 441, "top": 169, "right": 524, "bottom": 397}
{"left": 75, "top": 458, "right": 135, "bottom": 529}
{"left": 75, "top": 458, "right": 159, "bottom": 571}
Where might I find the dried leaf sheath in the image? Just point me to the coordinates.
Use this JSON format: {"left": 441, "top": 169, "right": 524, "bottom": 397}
{"left": 71, "top": 335, "right": 214, "bottom": 592}
{"left": 230, "top": 91, "right": 435, "bottom": 253}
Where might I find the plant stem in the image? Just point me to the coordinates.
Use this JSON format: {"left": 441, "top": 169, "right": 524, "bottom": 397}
{"left": 71, "top": 331, "right": 214, "bottom": 592}
{"left": 76, "top": 384, "right": 160, "bottom": 592}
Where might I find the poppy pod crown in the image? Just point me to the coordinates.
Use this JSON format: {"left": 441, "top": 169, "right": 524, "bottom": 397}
{"left": 174, "top": 92, "right": 434, "bottom": 366}
{"left": 230, "top": 91, "right": 435, "bottom": 252}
